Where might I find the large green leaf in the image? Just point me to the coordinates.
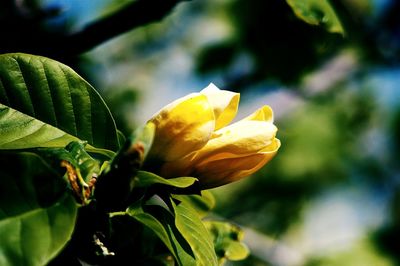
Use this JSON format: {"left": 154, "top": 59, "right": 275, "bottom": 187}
{"left": 172, "top": 199, "right": 218, "bottom": 266}
{"left": 0, "top": 152, "right": 78, "bottom": 266}
{"left": 126, "top": 202, "right": 196, "bottom": 266}
{"left": 0, "top": 53, "right": 120, "bottom": 152}
{"left": 0, "top": 104, "right": 115, "bottom": 158}
{"left": 286, "top": 0, "right": 344, "bottom": 34}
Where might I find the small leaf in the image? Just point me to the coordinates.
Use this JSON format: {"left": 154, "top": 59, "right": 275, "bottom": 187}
{"left": 0, "top": 53, "right": 120, "bottom": 152}
{"left": 286, "top": 0, "right": 344, "bottom": 34}
{"left": 174, "top": 190, "right": 215, "bottom": 217}
{"left": 64, "top": 141, "right": 101, "bottom": 183}
{"left": 204, "top": 221, "right": 249, "bottom": 262}
{"left": 37, "top": 141, "right": 101, "bottom": 204}
{"left": 135, "top": 171, "right": 198, "bottom": 189}
{"left": 223, "top": 242, "right": 249, "bottom": 261}
{"left": 172, "top": 199, "right": 218, "bottom": 266}
{"left": 0, "top": 152, "right": 78, "bottom": 266}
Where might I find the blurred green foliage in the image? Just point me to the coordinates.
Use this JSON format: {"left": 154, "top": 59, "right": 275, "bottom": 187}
{"left": 306, "top": 240, "right": 392, "bottom": 266}
{"left": 213, "top": 87, "right": 375, "bottom": 234}
{"left": 2, "top": 0, "right": 400, "bottom": 265}
{"left": 196, "top": 0, "right": 345, "bottom": 86}
{"left": 286, "top": 0, "right": 345, "bottom": 34}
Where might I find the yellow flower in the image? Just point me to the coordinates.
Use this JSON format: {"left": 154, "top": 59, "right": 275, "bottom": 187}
{"left": 146, "top": 83, "right": 280, "bottom": 189}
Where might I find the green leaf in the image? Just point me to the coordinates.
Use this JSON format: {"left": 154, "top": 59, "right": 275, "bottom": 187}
{"left": 204, "top": 221, "right": 249, "bottom": 262}
{"left": 0, "top": 103, "right": 78, "bottom": 149}
{"left": 286, "top": 0, "right": 344, "bottom": 34}
{"left": 0, "top": 53, "right": 120, "bottom": 152}
{"left": 126, "top": 202, "right": 196, "bottom": 266}
{"left": 0, "top": 152, "right": 78, "bottom": 266}
{"left": 0, "top": 104, "right": 115, "bottom": 158}
{"left": 64, "top": 141, "right": 101, "bottom": 183}
{"left": 117, "top": 130, "right": 126, "bottom": 146}
{"left": 37, "top": 141, "right": 101, "bottom": 204}
{"left": 174, "top": 190, "right": 215, "bottom": 218}
{"left": 172, "top": 199, "right": 218, "bottom": 266}
{"left": 135, "top": 171, "right": 198, "bottom": 189}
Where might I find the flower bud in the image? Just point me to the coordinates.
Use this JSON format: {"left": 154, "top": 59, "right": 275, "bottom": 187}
{"left": 147, "top": 93, "right": 215, "bottom": 162}
{"left": 146, "top": 84, "right": 280, "bottom": 189}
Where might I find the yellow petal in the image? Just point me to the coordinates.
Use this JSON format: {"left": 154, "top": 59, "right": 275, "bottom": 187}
{"left": 148, "top": 93, "right": 215, "bottom": 161}
{"left": 159, "top": 153, "right": 194, "bottom": 178}
{"left": 194, "top": 138, "right": 281, "bottom": 189}
{"left": 193, "top": 120, "right": 278, "bottom": 163}
{"left": 243, "top": 105, "right": 274, "bottom": 122}
{"left": 201, "top": 83, "right": 240, "bottom": 130}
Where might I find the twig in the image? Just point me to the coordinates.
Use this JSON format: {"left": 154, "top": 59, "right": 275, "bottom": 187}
{"left": 0, "top": 0, "right": 190, "bottom": 59}
{"left": 61, "top": 0, "right": 190, "bottom": 56}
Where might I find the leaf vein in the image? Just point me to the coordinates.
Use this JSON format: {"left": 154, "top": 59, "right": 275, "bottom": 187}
{"left": 58, "top": 65, "right": 78, "bottom": 136}
{"left": 11, "top": 57, "right": 36, "bottom": 117}
{"left": 178, "top": 208, "right": 214, "bottom": 252}
{"left": 86, "top": 84, "right": 94, "bottom": 145}
{"left": 0, "top": 77, "right": 10, "bottom": 104}
{"left": 177, "top": 217, "right": 214, "bottom": 262}
{"left": 42, "top": 61, "right": 59, "bottom": 128}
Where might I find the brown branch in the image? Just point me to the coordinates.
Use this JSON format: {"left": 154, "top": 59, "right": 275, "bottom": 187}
{"left": 0, "top": 0, "right": 190, "bottom": 60}
{"left": 58, "top": 0, "right": 190, "bottom": 56}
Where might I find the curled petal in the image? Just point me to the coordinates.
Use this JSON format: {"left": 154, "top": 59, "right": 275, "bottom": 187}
{"left": 201, "top": 83, "right": 240, "bottom": 130}
{"left": 194, "top": 120, "right": 278, "bottom": 163}
{"left": 148, "top": 93, "right": 215, "bottom": 161}
{"left": 194, "top": 138, "right": 281, "bottom": 189}
{"left": 243, "top": 105, "right": 274, "bottom": 122}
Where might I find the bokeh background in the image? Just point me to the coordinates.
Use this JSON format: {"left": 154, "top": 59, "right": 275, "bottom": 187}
{"left": 2, "top": 0, "right": 400, "bottom": 265}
